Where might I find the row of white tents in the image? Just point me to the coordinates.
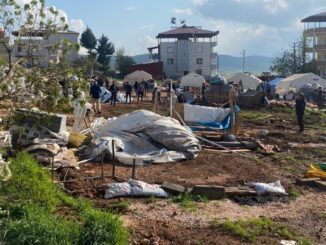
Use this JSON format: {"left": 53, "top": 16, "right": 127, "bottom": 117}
{"left": 125, "top": 70, "right": 326, "bottom": 95}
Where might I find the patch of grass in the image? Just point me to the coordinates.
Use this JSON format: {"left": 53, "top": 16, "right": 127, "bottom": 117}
{"left": 106, "top": 201, "right": 131, "bottom": 214}
{"left": 0, "top": 152, "right": 129, "bottom": 245}
{"left": 215, "top": 217, "right": 313, "bottom": 244}
{"left": 289, "top": 190, "right": 301, "bottom": 200}
{"left": 172, "top": 192, "right": 208, "bottom": 211}
{"left": 316, "top": 212, "right": 326, "bottom": 220}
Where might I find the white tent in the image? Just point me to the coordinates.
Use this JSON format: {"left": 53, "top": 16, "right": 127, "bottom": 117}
{"left": 224, "top": 73, "right": 262, "bottom": 90}
{"left": 275, "top": 73, "right": 326, "bottom": 95}
{"left": 180, "top": 73, "right": 205, "bottom": 89}
{"left": 124, "top": 70, "right": 152, "bottom": 83}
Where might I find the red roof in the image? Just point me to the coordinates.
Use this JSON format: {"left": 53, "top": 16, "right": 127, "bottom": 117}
{"left": 157, "top": 25, "right": 219, "bottom": 39}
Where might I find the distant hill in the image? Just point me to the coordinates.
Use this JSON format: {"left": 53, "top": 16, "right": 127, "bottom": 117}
{"left": 218, "top": 55, "right": 273, "bottom": 74}
{"left": 130, "top": 54, "right": 273, "bottom": 75}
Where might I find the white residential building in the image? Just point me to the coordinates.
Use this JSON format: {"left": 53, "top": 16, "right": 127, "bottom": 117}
{"left": 12, "top": 30, "right": 79, "bottom": 67}
{"left": 156, "top": 25, "right": 219, "bottom": 80}
{"left": 302, "top": 12, "right": 326, "bottom": 78}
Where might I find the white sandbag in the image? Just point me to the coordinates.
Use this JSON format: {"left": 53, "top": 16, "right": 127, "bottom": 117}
{"left": 248, "top": 180, "right": 286, "bottom": 195}
{"left": 104, "top": 182, "right": 132, "bottom": 199}
{"left": 129, "top": 180, "right": 169, "bottom": 197}
{"left": 104, "top": 180, "right": 169, "bottom": 199}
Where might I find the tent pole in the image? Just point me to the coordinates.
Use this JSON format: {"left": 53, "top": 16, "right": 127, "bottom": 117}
{"left": 170, "top": 80, "right": 173, "bottom": 117}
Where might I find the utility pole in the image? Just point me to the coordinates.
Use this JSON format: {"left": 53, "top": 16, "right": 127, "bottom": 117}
{"left": 293, "top": 42, "right": 297, "bottom": 73}
{"left": 242, "top": 49, "right": 246, "bottom": 73}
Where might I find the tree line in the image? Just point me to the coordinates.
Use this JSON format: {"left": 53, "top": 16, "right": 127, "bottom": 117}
{"left": 79, "top": 27, "right": 135, "bottom": 79}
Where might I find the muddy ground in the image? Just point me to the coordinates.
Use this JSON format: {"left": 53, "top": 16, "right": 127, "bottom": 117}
{"left": 36, "top": 98, "right": 326, "bottom": 244}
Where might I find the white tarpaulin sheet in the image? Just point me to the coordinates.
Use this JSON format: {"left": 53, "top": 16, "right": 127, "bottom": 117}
{"left": 92, "top": 110, "right": 200, "bottom": 165}
{"left": 184, "top": 104, "right": 230, "bottom": 123}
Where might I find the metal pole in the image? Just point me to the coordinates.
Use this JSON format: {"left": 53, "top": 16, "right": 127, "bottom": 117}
{"left": 51, "top": 155, "right": 54, "bottom": 183}
{"left": 242, "top": 49, "right": 246, "bottom": 73}
{"left": 132, "top": 158, "right": 136, "bottom": 179}
{"left": 112, "top": 140, "right": 115, "bottom": 177}
{"left": 101, "top": 151, "right": 104, "bottom": 181}
{"left": 170, "top": 79, "right": 173, "bottom": 117}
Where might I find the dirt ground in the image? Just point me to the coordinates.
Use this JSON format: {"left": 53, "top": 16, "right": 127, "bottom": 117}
{"left": 15, "top": 96, "right": 326, "bottom": 244}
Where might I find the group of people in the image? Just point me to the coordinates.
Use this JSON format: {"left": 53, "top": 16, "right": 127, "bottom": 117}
{"left": 89, "top": 77, "right": 156, "bottom": 113}
{"left": 89, "top": 77, "right": 119, "bottom": 114}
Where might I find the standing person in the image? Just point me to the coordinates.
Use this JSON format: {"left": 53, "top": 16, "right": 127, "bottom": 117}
{"left": 202, "top": 82, "right": 207, "bottom": 102}
{"left": 109, "top": 81, "right": 118, "bottom": 107}
{"left": 144, "top": 80, "right": 149, "bottom": 96}
{"left": 134, "top": 80, "right": 139, "bottom": 96}
{"left": 125, "top": 81, "right": 132, "bottom": 104}
{"left": 137, "top": 83, "right": 144, "bottom": 102}
{"left": 90, "top": 80, "right": 102, "bottom": 114}
{"left": 295, "top": 93, "right": 306, "bottom": 132}
{"left": 318, "top": 87, "right": 323, "bottom": 107}
{"left": 266, "top": 80, "right": 271, "bottom": 99}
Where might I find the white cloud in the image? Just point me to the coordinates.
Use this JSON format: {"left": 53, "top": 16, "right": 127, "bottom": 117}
{"left": 189, "top": 0, "right": 208, "bottom": 6}
{"left": 138, "top": 35, "right": 157, "bottom": 47}
{"left": 126, "top": 6, "right": 136, "bottom": 12}
{"left": 69, "top": 19, "right": 85, "bottom": 33}
{"left": 171, "top": 8, "right": 193, "bottom": 16}
{"left": 140, "top": 24, "right": 154, "bottom": 30}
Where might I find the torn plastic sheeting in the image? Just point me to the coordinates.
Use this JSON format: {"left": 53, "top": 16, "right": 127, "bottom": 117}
{"left": 306, "top": 163, "right": 326, "bottom": 179}
{"left": 247, "top": 180, "right": 286, "bottom": 195}
{"left": 184, "top": 104, "right": 230, "bottom": 123}
{"left": 92, "top": 110, "right": 200, "bottom": 165}
{"left": 104, "top": 180, "right": 169, "bottom": 199}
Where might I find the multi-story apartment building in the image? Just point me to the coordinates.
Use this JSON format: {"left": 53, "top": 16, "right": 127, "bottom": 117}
{"left": 302, "top": 12, "right": 326, "bottom": 78}
{"left": 156, "top": 24, "right": 219, "bottom": 80}
{"left": 12, "top": 30, "right": 79, "bottom": 67}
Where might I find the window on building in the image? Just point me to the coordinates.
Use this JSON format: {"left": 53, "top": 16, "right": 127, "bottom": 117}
{"left": 167, "top": 47, "right": 174, "bottom": 54}
{"left": 167, "top": 58, "right": 174, "bottom": 65}
{"left": 17, "top": 46, "right": 22, "bottom": 52}
{"left": 195, "top": 69, "right": 202, "bottom": 75}
{"left": 196, "top": 58, "right": 203, "bottom": 65}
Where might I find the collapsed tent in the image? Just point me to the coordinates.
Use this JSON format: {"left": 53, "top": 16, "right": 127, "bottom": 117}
{"left": 224, "top": 73, "right": 262, "bottom": 90}
{"left": 91, "top": 110, "right": 200, "bottom": 165}
{"left": 180, "top": 73, "right": 205, "bottom": 89}
{"left": 124, "top": 70, "right": 152, "bottom": 84}
{"left": 183, "top": 104, "right": 235, "bottom": 130}
{"left": 275, "top": 73, "right": 326, "bottom": 95}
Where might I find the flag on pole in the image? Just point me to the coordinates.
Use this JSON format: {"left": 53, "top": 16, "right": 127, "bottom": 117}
{"left": 180, "top": 19, "right": 186, "bottom": 24}
{"left": 171, "top": 17, "right": 176, "bottom": 24}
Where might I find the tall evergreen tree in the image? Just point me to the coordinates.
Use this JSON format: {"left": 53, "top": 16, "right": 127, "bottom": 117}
{"left": 115, "top": 48, "right": 136, "bottom": 78}
{"left": 96, "top": 34, "right": 115, "bottom": 75}
{"left": 80, "top": 27, "right": 97, "bottom": 55}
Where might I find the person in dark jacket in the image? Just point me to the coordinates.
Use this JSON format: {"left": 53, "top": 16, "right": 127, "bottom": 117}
{"left": 109, "top": 81, "right": 118, "bottom": 106}
{"left": 134, "top": 81, "right": 139, "bottom": 95}
{"left": 137, "top": 83, "right": 144, "bottom": 102}
{"left": 125, "top": 81, "right": 132, "bottom": 103}
{"left": 90, "top": 80, "right": 102, "bottom": 114}
{"left": 295, "top": 93, "right": 306, "bottom": 132}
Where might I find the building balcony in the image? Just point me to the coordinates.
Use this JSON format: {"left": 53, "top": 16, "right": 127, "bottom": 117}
{"left": 304, "top": 27, "right": 326, "bottom": 37}
{"left": 306, "top": 44, "right": 326, "bottom": 52}
{"left": 211, "top": 53, "right": 218, "bottom": 59}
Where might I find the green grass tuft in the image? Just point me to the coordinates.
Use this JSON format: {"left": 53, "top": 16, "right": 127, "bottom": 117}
{"left": 0, "top": 152, "right": 128, "bottom": 245}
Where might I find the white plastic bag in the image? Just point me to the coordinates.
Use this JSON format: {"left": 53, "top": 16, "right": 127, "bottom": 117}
{"left": 104, "top": 182, "right": 132, "bottom": 199}
{"left": 248, "top": 180, "right": 286, "bottom": 195}
{"left": 130, "top": 180, "right": 169, "bottom": 198}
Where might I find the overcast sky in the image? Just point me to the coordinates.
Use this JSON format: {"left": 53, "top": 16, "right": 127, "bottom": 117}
{"left": 41, "top": 0, "right": 326, "bottom": 57}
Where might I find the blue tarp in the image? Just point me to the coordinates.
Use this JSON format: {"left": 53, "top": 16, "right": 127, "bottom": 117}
{"left": 190, "top": 105, "right": 240, "bottom": 130}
